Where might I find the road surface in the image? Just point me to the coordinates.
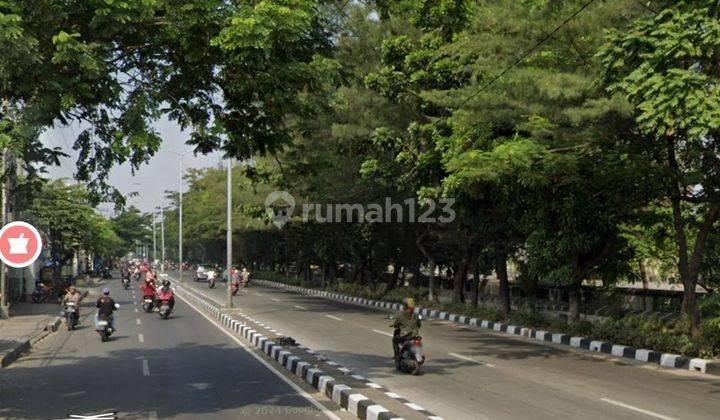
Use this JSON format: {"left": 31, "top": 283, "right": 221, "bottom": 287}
{"left": 177, "top": 273, "right": 720, "bottom": 420}
{"left": 0, "top": 280, "right": 346, "bottom": 420}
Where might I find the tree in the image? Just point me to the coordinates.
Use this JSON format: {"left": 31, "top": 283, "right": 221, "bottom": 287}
{"left": 598, "top": 1, "right": 720, "bottom": 336}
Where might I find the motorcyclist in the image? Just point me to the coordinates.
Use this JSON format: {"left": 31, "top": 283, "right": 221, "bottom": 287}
{"left": 155, "top": 279, "right": 175, "bottom": 312}
{"left": 230, "top": 268, "right": 241, "bottom": 295}
{"left": 241, "top": 267, "right": 250, "bottom": 286}
{"left": 141, "top": 277, "right": 157, "bottom": 303}
{"left": 96, "top": 288, "right": 118, "bottom": 332}
{"left": 390, "top": 297, "right": 421, "bottom": 368}
{"left": 61, "top": 286, "right": 84, "bottom": 319}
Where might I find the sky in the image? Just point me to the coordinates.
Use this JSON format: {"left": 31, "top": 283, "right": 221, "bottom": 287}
{"left": 40, "top": 117, "right": 222, "bottom": 216}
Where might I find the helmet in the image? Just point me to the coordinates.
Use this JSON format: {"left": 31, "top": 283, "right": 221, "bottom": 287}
{"left": 102, "top": 287, "right": 110, "bottom": 295}
{"left": 402, "top": 297, "right": 415, "bottom": 308}
{"left": 162, "top": 279, "right": 170, "bottom": 287}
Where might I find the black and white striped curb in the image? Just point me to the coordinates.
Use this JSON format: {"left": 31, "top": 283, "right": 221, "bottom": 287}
{"left": 255, "top": 279, "right": 719, "bottom": 376}
{"left": 173, "top": 284, "right": 438, "bottom": 420}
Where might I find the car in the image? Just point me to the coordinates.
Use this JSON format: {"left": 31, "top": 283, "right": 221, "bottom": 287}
{"left": 195, "top": 266, "right": 214, "bottom": 282}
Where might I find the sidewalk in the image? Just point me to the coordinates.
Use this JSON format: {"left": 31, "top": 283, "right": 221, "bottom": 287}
{"left": 0, "top": 277, "right": 99, "bottom": 368}
{"left": 0, "top": 302, "right": 62, "bottom": 368}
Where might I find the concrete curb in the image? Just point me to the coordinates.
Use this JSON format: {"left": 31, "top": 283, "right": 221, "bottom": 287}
{"left": 1, "top": 316, "right": 61, "bottom": 368}
{"left": 255, "top": 279, "right": 720, "bottom": 377}
{"left": 174, "top": 284, "right": 437, "bottom": 420}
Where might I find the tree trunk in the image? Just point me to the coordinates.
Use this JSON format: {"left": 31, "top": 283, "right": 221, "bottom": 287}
{"left": 427, "top": 260, "right": 437, "bottom": 302}
{"left": 470, "top": 261, "right": 480, "bottom": 307}
{"left": 453, "top": 243, "right": 470, "bottom": 304}
{"left": 568, "top": 281, "right": 581, "bottom": 323}
{"left": 493, "top": 248, "right": 511, "bottom": 318}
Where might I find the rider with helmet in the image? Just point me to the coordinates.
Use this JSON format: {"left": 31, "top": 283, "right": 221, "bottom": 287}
{"left": 96, "top": 287, "right": 118, "bottom": 332}
{"left": 155, "top": 279, "right": 175, "bottom": 312}
{"left": 390, "top": 298, "right": 421, "bottom": 368}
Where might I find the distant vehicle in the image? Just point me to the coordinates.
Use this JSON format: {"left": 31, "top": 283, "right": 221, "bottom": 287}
{"left": 194, "top": 266, "right": 206, "bottom": 282}
{"left": 122, "top": 277, "right": 130, "bottom": 290}
{"left": 64, "top": 301, "right": 78, "bottom": 330}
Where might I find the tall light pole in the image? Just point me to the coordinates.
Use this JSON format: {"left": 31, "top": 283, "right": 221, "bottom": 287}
{"left": 160, "top": 200, "right": 165, "bottom": 273}
{"left": 227, "top": 158, "right": 233, "bottom": 308}
{"left": 152, "top": 211, "right": 157, "bottom": 264}
{"left": 159, "top": 148, "right": 190, "bottom": 281}
{"left": 179, "top": 157, "right": 184, "bottom": 282}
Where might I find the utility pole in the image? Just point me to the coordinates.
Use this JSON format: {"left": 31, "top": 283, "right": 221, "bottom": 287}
{"left": 160, "top": 200, "right": 165, "bottom": 273}
{"left": 153, "top": 211, "right": 157, "bottom": 264}
{"left": 179, "top": 157, "right": 184, "bottom": 282}
{"left": 0, "top": 146, "right": 7, "bottom": 318}
{"left": 226, "top": 158, "right": 233, "bottom": 308}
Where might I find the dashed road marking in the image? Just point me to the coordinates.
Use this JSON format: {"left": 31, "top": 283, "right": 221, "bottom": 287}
{"left": 142, "top": 359, "right": 150, "bottom": 376}
{"left": 138, "top": 334, "right": 144, "bottom": 344}
{"left": 600, "top": 398, "right": 677, "bottom": 420}
{"left": 136, "top": 318, "right": 141, "bottom": 326}
{"left": 294, "top": 305, "right": 307, "bottom": 310}
{"left": 372, "top": 329, "right": 393, "bottom": 337}
{"left": 449, "top": 352, "right": 495, "bottom": 367}
{"left": 325, "top": 315, "right": 343, "bottom": 322}
{"left": 271, "top": 298, "right": 281, "bottom": 302}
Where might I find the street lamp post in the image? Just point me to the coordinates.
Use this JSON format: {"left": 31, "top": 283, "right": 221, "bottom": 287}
{"left": 227, "top": 158, "right": 233, "bottom": 308}
{"left": 160, "top": 200, "right": 165, "bottom": 273}
{"left": 152, "top": 211, "right": 157, "bottom": 264}
{"left": 179, "top": 156, "right": 184, "bottom": 283}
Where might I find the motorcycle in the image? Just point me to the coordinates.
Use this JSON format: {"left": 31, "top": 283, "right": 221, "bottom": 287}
{"left": 231, "top": 281, "right": 240, "bottom": 296}
{"left": 122, "top": 277, "right": 131, "bottom": 290}
{"left": 96, "top": 304, "right": 119, "bottom": 342}
{"left": 142, "top": 296, "right": 154, "bottom": 313}
{"left": 207, "top": 271, "right": 216, "bottom": 289}
{"left": 101, "top": 268, "right": 112, "bottom": 279}
{"left": 158, "top": 299, "right": 172, "bottom": 319}
{"left": 31, "top": 283, "right": 52, "bottom": 303}
{"left": 64, "top": 301, "right": 79, "bottom": 330}
{"left": 396, "top": 336, "right": 425, "bottom": 375}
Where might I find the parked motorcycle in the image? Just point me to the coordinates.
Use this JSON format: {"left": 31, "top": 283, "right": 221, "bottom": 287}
{"left": 142, "top": 297, "right": 154, "bottom": 313}
{"left": 396, "top": 336, "right": 425, "bottom": 375}
{"left": 158, "top": 299, "right": 172, "bottom": 319}
{"left": 64, "top": 301, "right": 79, "bottom": 330}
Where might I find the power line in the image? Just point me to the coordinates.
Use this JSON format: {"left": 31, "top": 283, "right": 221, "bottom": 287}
{"left": 457, "top": 0, "right": 598, "bottom": 108}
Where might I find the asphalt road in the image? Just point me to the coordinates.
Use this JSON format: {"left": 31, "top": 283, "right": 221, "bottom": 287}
{"left": 0, "top": 280, "right": 346, "bottom": 420}
{"left": 176, "top": 273, "right": 720, "bottom": 420}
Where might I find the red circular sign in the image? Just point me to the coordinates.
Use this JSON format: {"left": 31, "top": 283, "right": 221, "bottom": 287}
{"left": 0, "top": 221, "right": 43, "bottom": 268}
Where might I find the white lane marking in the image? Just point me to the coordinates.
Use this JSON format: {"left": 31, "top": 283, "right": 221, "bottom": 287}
{"left": 294, "top": 305, "right": 307, "bottom": 310}
{"left": 372, "top": 329, "right": 393, "bottom": 337}
{"left": 325, "top": 315, "right": 343, "bottom": 321}
{"left": 136, "top": 318, "right": 141, "bottom": 326}
{"left": 271, "top": 298, "right": 281, "bottom": 302}
{"left": 138, "top": 334, "right": 144, "bottom": 344}
{"left": 134, "top": 308, "right": 138, "bottom": 313}
{"left": 406, "top": 402, "right": 426, "bottom": 411}
{"left": 600, "top": 398, "right": 678, "bottom": 420}
{"left": 148, "top": 411, "right": 158, "bottom": 420}
{"left": 385, "top": 392, "right": 403, "bottom": 399}
{"left": 449, "top": 352, "right": 495, "bottom": 368}
{"left": 175, "top": 292, "right": 341, "bottom": 420}
{"left": 142, "top": 359, "right": 150, "bottom": 376}
{"left": 254, "top": 293, "right": 264, "bottom": 296}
